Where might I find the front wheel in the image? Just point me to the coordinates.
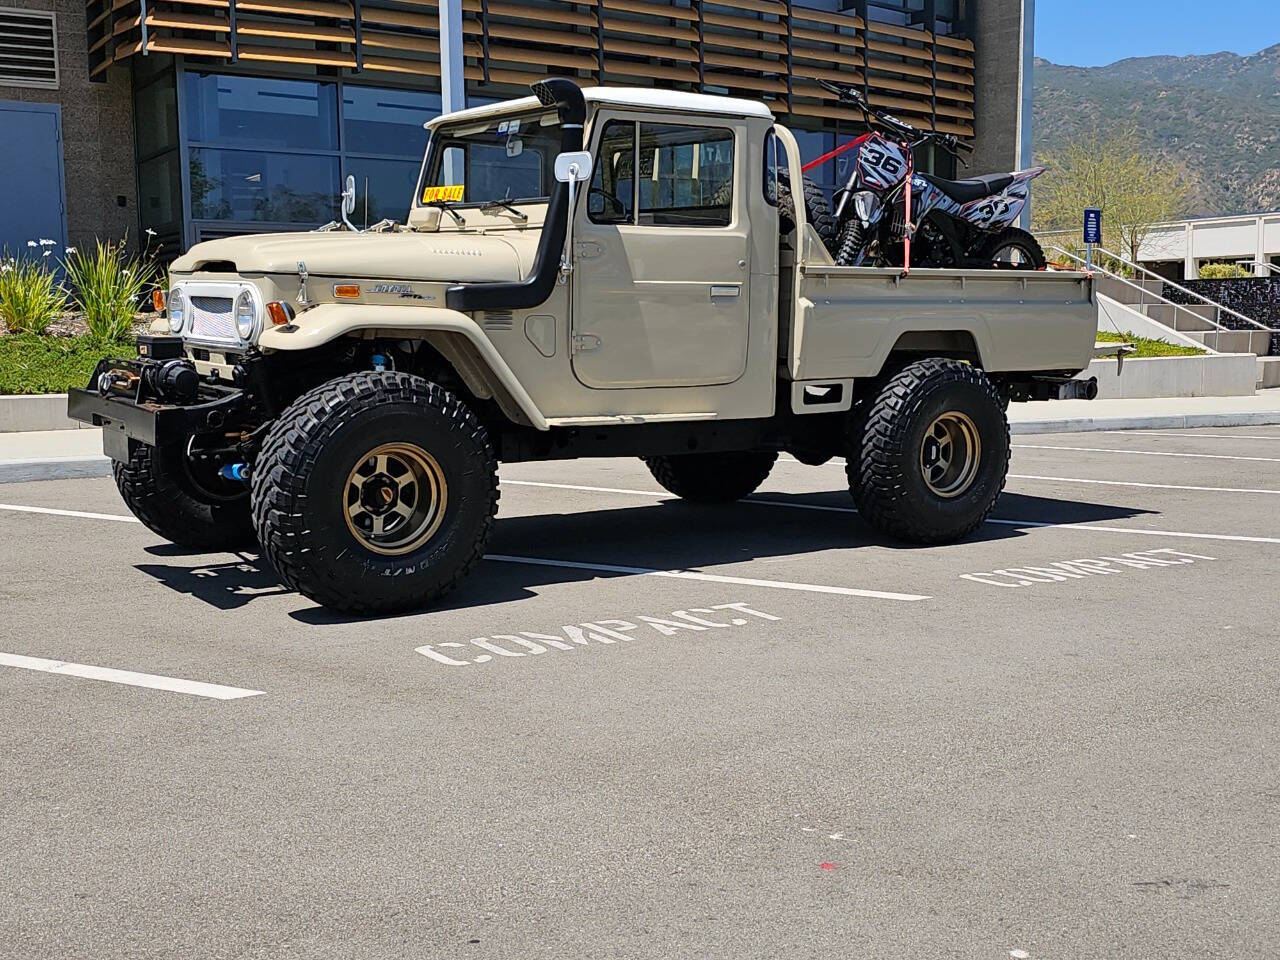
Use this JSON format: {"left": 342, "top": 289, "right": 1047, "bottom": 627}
{"left": 643, "top": 451, "right": 778, "bottom": 503}
{"left": 113, "top": 442, "right": 254, "bottom": 550}
{"left": 251, "top": 371, "right": 499, "bottom": 615}
{"left": 848, "top": 358, "right": 1009, "bottom": 544}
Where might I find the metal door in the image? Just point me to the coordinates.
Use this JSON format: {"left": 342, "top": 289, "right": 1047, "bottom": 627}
{"left": 0, "top": 101, "right": 68, "bottom": 256}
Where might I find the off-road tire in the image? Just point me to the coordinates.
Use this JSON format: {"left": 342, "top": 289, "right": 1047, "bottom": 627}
{"left": 778, "top": 176, "right": 837, "bottom": 253}
{"left": 834, "top": 220, "right": 865, "bottom": 266}
{"left": 643, "top": 451, "right": 778, "bottom": 503}
{"left": 848, "top": 358, "right": 1009, "bottom": 544}
{"left": 975, "top": 227, "right": 1046, "bottom": 270}
{"left": 251, "top": 371, "right": 499, "bottom": 615}
{"left": 113, "top": 442, "right": 254, "bottom": 550}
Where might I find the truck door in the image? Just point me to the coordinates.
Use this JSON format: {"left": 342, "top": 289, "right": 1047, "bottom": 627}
{"left": 570, "top": 115, "right": 750, "bottom": 389}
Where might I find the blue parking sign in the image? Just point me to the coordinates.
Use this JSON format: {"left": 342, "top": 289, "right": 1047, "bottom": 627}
{"left": 1083, "top": 208, "right": 1102, "bottom": 245}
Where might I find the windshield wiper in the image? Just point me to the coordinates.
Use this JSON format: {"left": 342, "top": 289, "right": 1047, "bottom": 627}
{"left": 429, "top": 201, "right": 467, "bottom": 226}
{"left": 479, "top": 198, "right": 528, "bottom": 222}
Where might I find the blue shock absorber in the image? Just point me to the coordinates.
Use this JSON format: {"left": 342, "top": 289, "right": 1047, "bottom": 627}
{"left": 219, "top": 463, "right": 250, "bottom": 482}
{"left": 371, "top": 353, "right": 387, "bottom": 372}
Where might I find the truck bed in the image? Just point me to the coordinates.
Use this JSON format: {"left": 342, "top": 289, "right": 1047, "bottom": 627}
{"left": 784, "top": 262, "right": 1097, "bottom": 382}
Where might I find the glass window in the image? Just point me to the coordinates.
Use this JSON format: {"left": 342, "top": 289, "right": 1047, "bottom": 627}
{"left": 189, "top": 147, "right": 339, "bottom": 223}
{"left": 342, "top": 85, "right": 439, "bottom": 158}
{"left": 420, "top": 108, "right": 561, "bottom": 206}
{"left": 344, "top": 157, "right": 422, "bottom": 224}
{"left": 138, "top": 151, "right": 182, "bottom": 230}
{"left": 184, "top": 73, "right": 338, "bottom": 151}
{"left": 135, "top": 76, "right": 179, "bottom": 158}
{"left": 636, "top": 124, "right": 734, "bottom": 226}
{"left": 588, "top": 120, "right": 636, "bottom": 224}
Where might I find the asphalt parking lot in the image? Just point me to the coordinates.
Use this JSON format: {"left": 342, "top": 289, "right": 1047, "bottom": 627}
{"left": 2, "top": 425, "right": 1279, "bottom": 960}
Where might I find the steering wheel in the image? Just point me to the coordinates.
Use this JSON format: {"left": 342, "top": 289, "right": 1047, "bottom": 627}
{"left": 588, "top": 186, "right": 626, "bottom": 218}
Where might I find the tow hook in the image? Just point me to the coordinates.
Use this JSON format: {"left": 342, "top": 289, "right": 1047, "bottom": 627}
{"left": 219, "top": 463, "right": 251, "bottom": 482}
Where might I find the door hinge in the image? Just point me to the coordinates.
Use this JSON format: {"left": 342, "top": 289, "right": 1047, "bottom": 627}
{"left": 571, "top": 333, "right": 602, "bottom": 353}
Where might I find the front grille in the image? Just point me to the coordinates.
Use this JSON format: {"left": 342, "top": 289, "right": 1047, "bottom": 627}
{"left": 188, "top": 295, "right": 236, "bottom": 342}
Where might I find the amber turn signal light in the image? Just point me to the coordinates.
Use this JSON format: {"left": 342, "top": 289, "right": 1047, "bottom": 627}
{"left": 333, "top": 284, "right": 360, "bottom": 299}
{"left": 266, "top": 300, "right": 295, "bottom": 326}
{"left": 152, "top": 289, "right": 165, "bottom": 312}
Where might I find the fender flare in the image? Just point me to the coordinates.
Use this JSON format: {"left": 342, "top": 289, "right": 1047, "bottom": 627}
{"left": 257, "top": 303, "right": 549, "bottom": 430}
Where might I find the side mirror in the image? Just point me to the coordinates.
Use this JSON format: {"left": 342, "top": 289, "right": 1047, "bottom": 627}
{"left": 555, "top": 151, "right": 592, "bottom": 183}
{"left": 554, "top": 151, "right": 592, "bottom": 284}
{"left": 340, "top": 174, "right": 359, "bottom": 232}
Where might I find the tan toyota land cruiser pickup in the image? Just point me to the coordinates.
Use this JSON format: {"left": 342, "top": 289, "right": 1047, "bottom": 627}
{"left": 69, "top": 80, "right": 1100, "bottom": 615}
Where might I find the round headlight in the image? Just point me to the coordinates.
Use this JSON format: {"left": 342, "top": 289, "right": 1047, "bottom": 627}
{"left": 167, "top": 289, "right": 185, "bottom": 333}
{"left": 234, "top": 291, "right": 258, "bottom": 340}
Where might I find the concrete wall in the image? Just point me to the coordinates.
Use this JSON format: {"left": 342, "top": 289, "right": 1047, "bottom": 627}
{"left": 1088, "top": 354, "right": 1258, "bottom": 400}
{"left": 0, "top": 0, "right": 136, "bottom": 251}
{"left": 970, "top": 0, "right": 1030, "bottom": 179}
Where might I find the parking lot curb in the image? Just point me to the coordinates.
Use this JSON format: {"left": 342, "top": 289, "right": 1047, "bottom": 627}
{"left": 1009, "top": 411, "right": 1280, "bottom": 435}
{"left": 0, "top": 456, "right": 112, "bottom": 484}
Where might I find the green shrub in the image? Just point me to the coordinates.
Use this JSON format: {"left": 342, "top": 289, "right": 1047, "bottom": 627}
{"left": 0, "top": 333, "right": 126, "bottom": 395}
{"left": 1096, "top": 330, "right": 1205, "bottom": 357}
{"left": 1197, "top": 262, "right": 1250, "bottom": 279}
{"left": 0, "top": 252, "right": 67, "bottom": 334}
{"left": 63, "top": 240, "right": 155, "bottom": 343}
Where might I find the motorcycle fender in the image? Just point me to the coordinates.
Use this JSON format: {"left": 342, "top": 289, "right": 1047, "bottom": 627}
{"left": 257, "top": 302, "right": 549, "bottom": 430}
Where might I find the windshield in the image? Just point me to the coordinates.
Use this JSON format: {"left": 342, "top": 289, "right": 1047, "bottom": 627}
{"left": 418, "top": 108, "right": 560, "bottom": 209}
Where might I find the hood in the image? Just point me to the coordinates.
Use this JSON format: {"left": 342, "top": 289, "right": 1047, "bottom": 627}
{"left": 170, "top": 231, "right": 534, "bottom": 283}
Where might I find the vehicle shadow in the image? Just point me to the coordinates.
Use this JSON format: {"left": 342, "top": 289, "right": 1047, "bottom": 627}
{"left": 131, "top": 487, "right": 1156, "bottom": 620}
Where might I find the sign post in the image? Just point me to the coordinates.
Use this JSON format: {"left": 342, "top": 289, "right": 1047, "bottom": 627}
{"left": 1083, "top": 207, "right": 1102, "bottom": 269}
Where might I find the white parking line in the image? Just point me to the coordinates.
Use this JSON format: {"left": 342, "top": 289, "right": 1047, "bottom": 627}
{"left": 485, "top": 555, "right": 931, "bottom": 601}
{"left": 0, "top": 652, "right": 265, "bottom": 700}
{"left": 0, "top": 502, "right": 141, "bottom": 522}
{"left": 1013, "top": 444, "right": 1280, "bottom": 464}
{"left": 1007, "top": 474, "right": 1280, "bottom": 495}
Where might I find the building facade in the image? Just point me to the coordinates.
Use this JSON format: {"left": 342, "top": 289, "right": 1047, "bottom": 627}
{"left": 1136, "top": 212, "right": 1280, "bottom": 281}
{"left": 0, "top": 0, "right": 1032, "bottom": 256}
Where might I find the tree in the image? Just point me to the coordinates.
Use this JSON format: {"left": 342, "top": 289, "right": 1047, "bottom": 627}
{"left": 1033, "top": 132, "right": 1188, "bottom": 264}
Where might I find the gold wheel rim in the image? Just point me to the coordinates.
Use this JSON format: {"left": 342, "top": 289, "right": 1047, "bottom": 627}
{"left": 920, "top": 411, "right": 981, "bottom": 498}
{"left": 342, "top": 442, "right": 448, "bottom": 556}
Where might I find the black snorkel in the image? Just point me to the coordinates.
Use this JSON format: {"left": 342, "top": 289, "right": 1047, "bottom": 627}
{"left": 445, "top": 78, "right": 587, "bottom": 312}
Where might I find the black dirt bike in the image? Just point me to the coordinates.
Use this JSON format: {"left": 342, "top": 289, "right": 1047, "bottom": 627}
{"left": 803, "top": 79, "right": 1046, "bottom": 273}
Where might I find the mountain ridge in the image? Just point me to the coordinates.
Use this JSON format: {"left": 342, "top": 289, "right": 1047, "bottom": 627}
{"left": 1032, "top": 45, "right": 1280, "bottom": 217}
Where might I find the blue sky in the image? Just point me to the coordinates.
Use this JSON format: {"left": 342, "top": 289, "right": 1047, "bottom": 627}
{"left": 1035, "top": 0, "right": 1280, "bottom": 67}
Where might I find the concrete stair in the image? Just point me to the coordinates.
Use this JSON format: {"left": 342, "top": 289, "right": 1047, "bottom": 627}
{"left": 1183, "top": 329, "right": 1274, "bottom": 355}
{"left": 1259, "top": 356, "right": 1280, "bottom": 389}
{"left": 1142, "top": 304, "right": 1220, "bottom": 331}
{"left": 1093, "top": 276, "right": 1168, "bottom": 303}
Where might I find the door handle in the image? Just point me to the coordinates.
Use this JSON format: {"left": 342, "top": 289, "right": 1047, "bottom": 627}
{"left": 710, "top": 284, "right": 741, "bottom": 299}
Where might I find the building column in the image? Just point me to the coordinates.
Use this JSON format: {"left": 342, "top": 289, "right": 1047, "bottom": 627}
{"left": 1018, "top": 0, "right": 1035, "bottom": 229}
{"left": 1184, "top": 222, "right": 1196, "bottom": 280}
{"left": 439, "top": 0, "right": 465, "bottom": 182}
{"left": 970, "top": 0, "right": 1035, "bottom": 226}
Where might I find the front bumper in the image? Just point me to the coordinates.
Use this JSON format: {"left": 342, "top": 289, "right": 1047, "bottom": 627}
{"left": 68, "top": 357, "right": 247, "bottom": 462}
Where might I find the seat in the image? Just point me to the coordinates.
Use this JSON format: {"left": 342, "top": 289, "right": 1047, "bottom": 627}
{"left": 920, "top": 172, "right": 1014, "bottom": 204}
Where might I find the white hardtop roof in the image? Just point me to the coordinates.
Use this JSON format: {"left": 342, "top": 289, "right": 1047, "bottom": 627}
{"left": 426, "top": 86, "right": 775, "bottom": 129}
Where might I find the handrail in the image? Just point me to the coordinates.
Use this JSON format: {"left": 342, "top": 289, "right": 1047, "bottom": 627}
{"left": 1095, "top": 246, "right": 1271, "bottom": 332}
{"left": 1048, "top": 245, "right": 1229, "bottom": 335}
{"left": 1244, "top": 260, "right": 1280, "bottom": 277}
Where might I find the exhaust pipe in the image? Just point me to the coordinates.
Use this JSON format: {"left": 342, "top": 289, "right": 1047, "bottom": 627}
{"left": 1057, "top": 377, "right": 1099, "bottom": 401}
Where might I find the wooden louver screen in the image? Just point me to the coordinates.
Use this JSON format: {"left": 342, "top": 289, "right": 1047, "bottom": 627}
{"left": 87, "top": 0, "right": 974, "bottom": 137}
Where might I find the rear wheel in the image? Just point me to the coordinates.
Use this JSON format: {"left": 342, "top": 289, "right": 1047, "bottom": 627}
{"left": 848, "top": 358, "right": 1009, "bottom": 544}
{"left": 777, "top": 176, "right": 837, "bottom": 253}
{"left": 643, "top": 451, "right": 778, "bottom": 503}
{"left": 251, "top": 371, "right": 498, "bottom": 615}
{"left": 976, "top": 227, "right": 1045, "bottom": 270}
{"left": 113, "top": 441, "right": 254, "bottom": 550}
